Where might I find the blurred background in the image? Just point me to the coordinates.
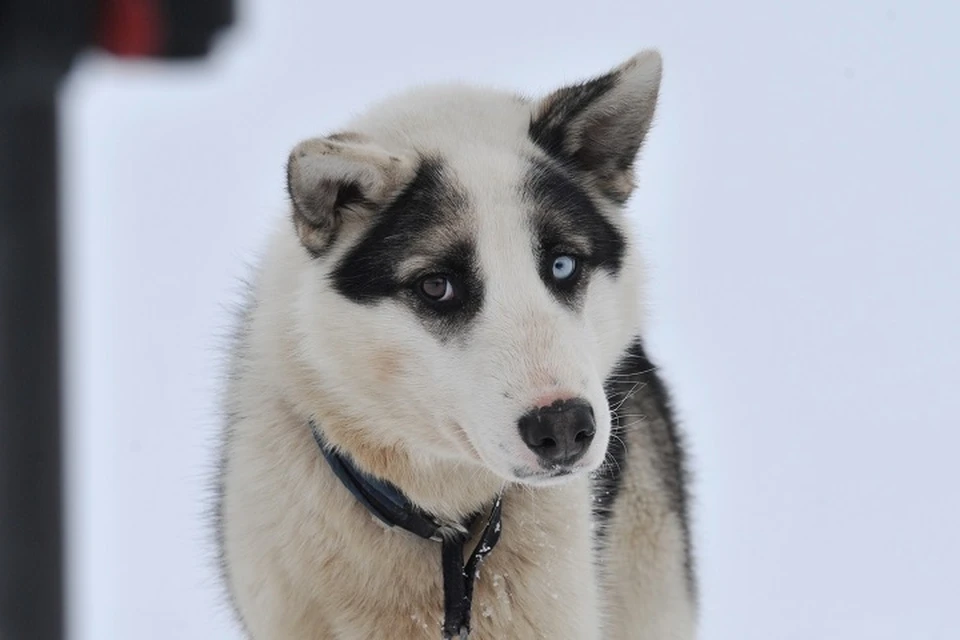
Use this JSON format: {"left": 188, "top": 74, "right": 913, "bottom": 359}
{"left": 3, "top": 0, "right": 959, "bottom": 638}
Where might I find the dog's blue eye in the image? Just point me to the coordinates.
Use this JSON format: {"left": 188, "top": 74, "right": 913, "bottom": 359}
{"left": 551, "top": 255, "right": 578, "bottom": 281}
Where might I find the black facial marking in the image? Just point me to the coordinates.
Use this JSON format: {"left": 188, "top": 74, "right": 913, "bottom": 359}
{"left": 407, "top": 238, "right": 484, "bottom": 334}
{"left": 529, "top": 71, "right": 617, "bottom": 164}
{"left": 594, "top": 339, "right": 697, "bottom": 599}
{"left": 332, "top": 158, "right": 483, "bottom": 336}
{"left": 524, "top": 157, "right": 626, "bottom": 307}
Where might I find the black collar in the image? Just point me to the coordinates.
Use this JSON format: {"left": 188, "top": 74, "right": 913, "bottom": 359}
{"left": 310, "top": 423, "right": 503, "bottom": 640}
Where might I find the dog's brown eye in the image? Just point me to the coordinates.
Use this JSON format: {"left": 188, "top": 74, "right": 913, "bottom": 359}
{"left": 419, "top": 275, "right": 455, "bottom": 302}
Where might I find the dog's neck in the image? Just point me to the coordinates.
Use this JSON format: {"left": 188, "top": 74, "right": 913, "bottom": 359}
{"left": 313, "top": 414, "right": 504, "bottom": 524}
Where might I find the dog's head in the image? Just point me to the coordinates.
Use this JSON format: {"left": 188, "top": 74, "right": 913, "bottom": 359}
{"left": 287, "top": 52, "right": 661, "bottom": 486}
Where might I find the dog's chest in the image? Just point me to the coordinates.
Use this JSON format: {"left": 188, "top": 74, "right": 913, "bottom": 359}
{"left": 467, "top": 534, "right": 599, "bottom": 638}
{"left": 454, "top": 495, "right": 600, "bottom": 638}
{"left": 323, "top": 484, "right": 600, "bottom": 638}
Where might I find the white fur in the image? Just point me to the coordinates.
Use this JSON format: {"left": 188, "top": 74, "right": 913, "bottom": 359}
{"left": 219, "top": 49, "right": 696, "bottom": 638}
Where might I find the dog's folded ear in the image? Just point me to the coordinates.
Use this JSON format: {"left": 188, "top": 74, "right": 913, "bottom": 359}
{"left": 286, "top": 134, "right": 417, "bottom": 255}
{"left": 530, "top": 50, "right": 663, "bottom": 203}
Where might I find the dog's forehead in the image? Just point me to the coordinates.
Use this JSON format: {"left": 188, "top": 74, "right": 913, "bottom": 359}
{"left": 377, "top": 149, "right": 539, "bottom": 288}
{"left": 347, "top": 84, "right": 551, "bottom": 231}
{"left": 348, "top": 84, "right": 535, "bottom": 164}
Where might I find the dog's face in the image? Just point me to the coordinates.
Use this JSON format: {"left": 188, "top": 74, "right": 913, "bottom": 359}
{"left": 288, "top": 52, "right": 661, "bottom": 486}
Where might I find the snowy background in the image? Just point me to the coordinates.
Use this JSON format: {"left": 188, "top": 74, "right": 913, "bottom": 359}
{"left": 61, "top": 1, "right": 960, "bottom": 638}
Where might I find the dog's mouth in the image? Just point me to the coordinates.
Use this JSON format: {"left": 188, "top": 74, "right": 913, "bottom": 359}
{"left": 510, "top": 465, "right": 583, "bottom": 485}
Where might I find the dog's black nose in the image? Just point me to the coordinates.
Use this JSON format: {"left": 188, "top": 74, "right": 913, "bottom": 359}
{"left": 517, "top": 399, "right": 596, "bottom": 467}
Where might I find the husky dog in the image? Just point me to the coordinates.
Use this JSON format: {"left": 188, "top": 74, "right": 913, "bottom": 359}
{"left": 217, "top": 50, "right": 695, "bottom": 639}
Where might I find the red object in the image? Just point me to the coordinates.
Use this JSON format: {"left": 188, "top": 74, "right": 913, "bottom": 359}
{"left": 97, "top": 0, "right": 164, "bottom": 57}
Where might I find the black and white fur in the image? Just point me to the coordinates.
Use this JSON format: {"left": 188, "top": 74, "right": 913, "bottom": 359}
{"left": 217, "top": 50, "right": 695, "bottom": 639}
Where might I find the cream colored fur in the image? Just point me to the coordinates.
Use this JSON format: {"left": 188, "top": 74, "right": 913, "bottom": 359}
{"left": 219, "top": 50, "right": 696, "bottom": 638}
{"left": 597, "top": 422, "right": 697, "bottom": 638}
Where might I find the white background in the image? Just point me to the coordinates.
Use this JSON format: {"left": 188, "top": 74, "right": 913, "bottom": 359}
{"left": 61, "top": 1, "right": 960, "bottom": 638}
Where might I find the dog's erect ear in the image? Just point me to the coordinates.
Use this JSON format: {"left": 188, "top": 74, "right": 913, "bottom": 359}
{"left": 286, "top": 134, "right": 417, "bottom": 255}
{"left": 530, "top": 50, "right": 662, "bottom": 202}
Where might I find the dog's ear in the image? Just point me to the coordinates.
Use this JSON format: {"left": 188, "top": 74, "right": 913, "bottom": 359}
{"left": 530, "top": 50, "right": 662, "bottom": 203}
{"left": 286, "top": 134, "right": 417, "bottom": 255}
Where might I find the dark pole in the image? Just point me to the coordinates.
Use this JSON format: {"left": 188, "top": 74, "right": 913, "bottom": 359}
{"left": 1, "top": 3, "right": 88, "bottom": 636}
{"left": 0, "top": 76, "right": 67, "bottom": 640}
{"left": 0, "top": 2, "right": 232, "bottom": 638}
